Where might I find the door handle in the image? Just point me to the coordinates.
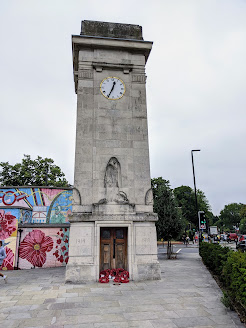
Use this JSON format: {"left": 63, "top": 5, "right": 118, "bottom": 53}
{"left": 113, "top": 238, "right": 116, "bottom": 259}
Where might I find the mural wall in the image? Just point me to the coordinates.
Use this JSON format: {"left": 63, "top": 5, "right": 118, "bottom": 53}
{"left": 0, "top": 188, "right": 73, "bottom": 223}
{"left": 18, "top": 228, "right": 69, "bottom": 269}
{"left": 0, "top": 209, "right": 18, "bottom": 270}
{"left": 0, "top": 187, "right": 72, "bottom": 270}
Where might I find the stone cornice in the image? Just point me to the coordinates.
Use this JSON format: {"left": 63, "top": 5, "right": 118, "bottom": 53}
{"left": 18, "top": 223, "right": 70, "bottom": 228}
{"left": 72, "top": 35, "right": 152, "bottom": 93}
{"left": 69, "top": 212, "right": 158, "bottom": 222}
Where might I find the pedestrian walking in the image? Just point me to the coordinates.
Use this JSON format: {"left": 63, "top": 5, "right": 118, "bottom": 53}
{"left": 190, "top": 234, "right": 194, "bottom": 244}
{"left": 0, "top": 240, "right": 7, "bottom": 283}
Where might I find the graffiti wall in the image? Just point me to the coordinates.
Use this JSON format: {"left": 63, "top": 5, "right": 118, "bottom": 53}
{"left": 0, "top": 209, "right": 18, "bottom": 270}
{"left": 18, "top": 227, "right": 69, "bottom": 269}
{"left": 0, "top": 187, "right": 72, "bottom": 270}
{"left": 0, "top": 187, "right": 73, "bottom": 223}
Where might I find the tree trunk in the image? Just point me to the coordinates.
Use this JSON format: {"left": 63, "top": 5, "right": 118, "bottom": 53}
{"left": 167, "top": 240, "right": 172, "bottom": 259}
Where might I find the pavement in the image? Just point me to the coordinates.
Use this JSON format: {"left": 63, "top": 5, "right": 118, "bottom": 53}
{"left": 0, "top": 246, "right": 245, "bottom": 328}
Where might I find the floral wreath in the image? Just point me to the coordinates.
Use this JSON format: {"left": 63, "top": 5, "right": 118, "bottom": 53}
{"left": 99, "top": 268, "right": 129, "bottom": 283}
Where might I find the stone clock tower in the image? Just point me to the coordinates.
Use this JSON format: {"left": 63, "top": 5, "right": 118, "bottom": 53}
{"left": 66, "top": 20, "right": 161, "bottom": 283}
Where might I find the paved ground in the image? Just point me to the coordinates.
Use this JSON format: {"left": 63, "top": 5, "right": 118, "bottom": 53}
{"left": 0, "top": 246, "right": 245, "bottom": 328}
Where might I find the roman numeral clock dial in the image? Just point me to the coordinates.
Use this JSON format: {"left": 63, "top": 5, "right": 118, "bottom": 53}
{"left": 100, "top": 77, "right": 125, "bottom": 100}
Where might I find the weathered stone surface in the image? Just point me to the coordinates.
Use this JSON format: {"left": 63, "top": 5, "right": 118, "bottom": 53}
{"left": 68, "top": 21, "right": 160, "bottom": 283}
{"left": 69, "top": 213, "right": 158, "bottom": 222}
{"left": 80, "top": 20, "right": 143, "bottom": 40}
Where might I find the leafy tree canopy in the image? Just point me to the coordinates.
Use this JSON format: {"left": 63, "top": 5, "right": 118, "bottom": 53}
{"left": 240, "top": 205, "right": 246, "bottom": 220}
{"left": 173, "top": 186, "right": 196, "bottom": 225}
{"left": 0, "top": 154, "right": 70, "bottom": 187}
{"left": 239, "top": 218, "right": 246, "bottom": 235}
{"left": 173, "top": 185, "right": 212, "bottom": 227}
{"left": 151, "top": 177, "right": 184, "bottom": 241}
{"left": 219, "top": 203, "right": 245, "bottom": 230}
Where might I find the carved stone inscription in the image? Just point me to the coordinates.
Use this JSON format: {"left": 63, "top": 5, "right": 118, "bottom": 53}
{"left": 72, "top": 226, "right": 93, "bottom": 256}
{"left": 135, "top": 226, "right": 156, "bottom": 255}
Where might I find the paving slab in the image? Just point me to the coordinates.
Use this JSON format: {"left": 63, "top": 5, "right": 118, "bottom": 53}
{"left": 0, "top": 247, "right": 245, "bottom": 327}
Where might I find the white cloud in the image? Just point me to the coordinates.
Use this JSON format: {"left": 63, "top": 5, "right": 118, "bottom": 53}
{"left": 0, "top": 0, "right": 245, "bottom": 215}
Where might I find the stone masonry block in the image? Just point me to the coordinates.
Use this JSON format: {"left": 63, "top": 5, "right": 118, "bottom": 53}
{"left": 78, "top": 80, "right": 93, "bottom": 88}
{"left": 78, "top": 49, "right": 94, "bottom": 61}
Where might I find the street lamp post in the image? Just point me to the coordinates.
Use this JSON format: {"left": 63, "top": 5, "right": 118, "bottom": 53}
{"left": 191, "top": 149, "right": 201, "bottom": 234}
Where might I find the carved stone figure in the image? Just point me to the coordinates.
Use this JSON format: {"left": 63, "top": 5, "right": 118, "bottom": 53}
{"left": 104, "top": 157, "right": 128, "bottom": 204}
{"left": 104, "top": 157, "right": 120, "bottom": 188}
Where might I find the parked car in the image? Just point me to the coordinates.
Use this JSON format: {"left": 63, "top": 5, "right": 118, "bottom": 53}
{"left": 221, "top": 234, "right": 227, "bottom": 241}
{"left": 239, "top": 235, "right": 246, "bottom": 242}
{"left": 236, "top": 240, "right": 246, "bottom": 252}
{"left": 211, "top": 236, "right": 220, "bottom": 244}
{"left": 227, "top": 233, "right": 238, "bottom": 242}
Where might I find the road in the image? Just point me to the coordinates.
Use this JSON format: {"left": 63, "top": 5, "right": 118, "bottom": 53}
{"left": 158, "top": 243, "right": 198, "bottom": 259}
{"left": 158, "top": 241, "right": 238, "bottom": 259}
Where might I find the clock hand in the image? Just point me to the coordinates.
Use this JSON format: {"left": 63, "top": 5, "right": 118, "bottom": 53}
{"left": 107, "top": 81, "right": 116, "bottom": 97}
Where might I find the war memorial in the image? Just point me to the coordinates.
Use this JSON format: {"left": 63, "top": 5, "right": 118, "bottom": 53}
{"left": 65, "top": 20, "right": 161, "bottom": 283}
{"left": 0, "top": 19, "right": 244, "bottom": 328}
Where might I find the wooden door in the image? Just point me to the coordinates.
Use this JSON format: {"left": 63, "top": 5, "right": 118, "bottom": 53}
{"left": 100, "top": 227, "right": 127, "bottom": 272}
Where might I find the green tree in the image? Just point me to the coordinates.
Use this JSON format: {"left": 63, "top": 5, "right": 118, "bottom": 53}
{"left": 0, "top": 155, "right": 70, "bottom": 187}
{"left": 173, "top": 186, "right": 196, "bottom": 225}
{"left": 240, "top": 205, "right": 246, "bottom": 220}
{"left": 151, "top": 177, "right": 184, "bottom": 242}
{"left": 219, "top": 203, "right": 245, "bottom": 230}
{"left": 239, "top": 218, "right": 246, "bottom": 234}
{"left": 239, "top": 205, "right": 246, "bottom": 234}
{"left": 173, "top": 185, "right": 212, "bottom": 227}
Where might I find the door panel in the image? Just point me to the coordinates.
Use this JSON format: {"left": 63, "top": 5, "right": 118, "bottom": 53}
{"left": 102, "top": 244, "right": 110, "bottom": 270}
{"left": 116, "top": 244, "right": 124, "bottom": 268}
{"left": 100, "top": 227, "right": 127, "bottom": 272}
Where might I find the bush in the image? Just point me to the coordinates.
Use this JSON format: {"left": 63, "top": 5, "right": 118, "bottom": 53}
{"left": 199, "top": 242, "right": 246, "bottom": 309}
{"left": 221, "top": 291, "right": 233, "bottom": 310}
{"left": 223, "top": 251, "right": 246, "bottom": 306}
{"left": 199, "top": 242, "right": 231, "bottom": 275}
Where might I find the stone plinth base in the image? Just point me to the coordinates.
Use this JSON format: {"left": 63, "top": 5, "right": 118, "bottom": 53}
{"left": 135, "top": 263, "right": 161, "bottom": 281}
{"left": 65, "top": 212, "right": 161, "bottom": 283}
{"left": 66, "top": 264, "right": 96, "bottom": 284}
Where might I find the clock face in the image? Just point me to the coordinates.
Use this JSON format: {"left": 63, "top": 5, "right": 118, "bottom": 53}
{"left": 100, "top": 77, "right": 125, "bottom": 100}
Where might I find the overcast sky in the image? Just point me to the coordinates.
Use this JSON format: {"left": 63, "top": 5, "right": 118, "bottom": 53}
{"left": 1, "top": 0, "right": 246, "bottom": 215}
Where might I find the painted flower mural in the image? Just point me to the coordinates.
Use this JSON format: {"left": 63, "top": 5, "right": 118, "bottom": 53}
{"left": 53, "top": 228, "right": 69, "bottom": 264}
{"left": 0, "top": 209, "right": 17, "bottom": 240}
{"left": 0, "top": 247, "right": 14, "bottom": 270}
{"left": 19, "top": 230, "right": 53, "bottom": 267}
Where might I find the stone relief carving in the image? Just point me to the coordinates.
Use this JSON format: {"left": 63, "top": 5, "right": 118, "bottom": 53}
{"left": 78, "top": 70, "right": 93, "bottom": 79}
{"left": 72, "top": 187, "right": 82, "bottom": 205}
{"left": 98, "top": 157, "right": 129, "bottom": 204}
{"left": 132, "top": 74, "right": 146, "bottom": 83}
{"left": 145, "top": 188, "right": 153, "bottom": 205}
{"left": 104, "top": 157, "right": 120, "bottom": 188}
